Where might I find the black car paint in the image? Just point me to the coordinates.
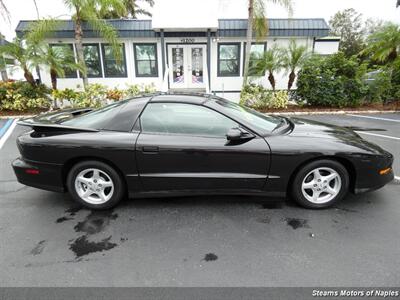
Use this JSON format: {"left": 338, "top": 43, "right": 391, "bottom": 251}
{"left": 12, "top": 94, "right": 394, "bottom": 200}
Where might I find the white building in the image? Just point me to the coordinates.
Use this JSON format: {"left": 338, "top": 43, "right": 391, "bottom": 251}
{"left": 16, "top": 17, "right": 339, "bottom": 102}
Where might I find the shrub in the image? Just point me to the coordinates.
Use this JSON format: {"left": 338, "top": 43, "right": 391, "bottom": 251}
{"left": 74, "top": 84, "right": 108, "bottom": 108}
{"left": 364, "top": 70, "right": 392, "bottom": 103}
{"left": 240, "top": 84, "right": 288, "bottom": 110}
{"left": 296, "top": 53, "right": 367, "bottom": 107}
{"left": 0, "top": 81, "right": 51, "bottom": 111}
{"left": 106, "top": 88, "right": 124, "bottom": 101}
{"left": 125, "top": 83, "right": 156, "bottom": 97}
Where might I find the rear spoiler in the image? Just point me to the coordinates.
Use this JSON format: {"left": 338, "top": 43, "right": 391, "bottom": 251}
{"left": 17, "top": 121, "right": 99, "bottom": 133}
{"left": 17, "top": 108, "right": 98, "bottom": 133}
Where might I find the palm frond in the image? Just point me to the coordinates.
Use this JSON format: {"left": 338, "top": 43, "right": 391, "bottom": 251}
{"left": 86, "top": 16, "right": 122, "bottom": 61}
{"left": 253, "top": 0, "right": 267, "bottom": 41}
{"left": 282, "top": 39, "right": 309, "bottom": 73}
{"left": 25, "top": 18, "right": 62, "bottom": 45}
{"left": 0, "top": 0, "right": 10, "bottom": 23}
{"left": 268, "top": 0, "right": 293, "bottom": 16}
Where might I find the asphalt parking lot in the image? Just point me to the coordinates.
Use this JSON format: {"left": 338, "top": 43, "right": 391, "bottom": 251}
{"left": 0, "top": 113, "right": 399, "bottom": 287}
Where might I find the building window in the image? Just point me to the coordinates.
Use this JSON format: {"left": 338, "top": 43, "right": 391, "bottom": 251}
{"left": 83, "top": 44, "right": 102, "bottom": 78}
{"left": 49, "top": 44, "right": 77, "bottom": 78}
{"left": 243, "top": 42, "right": 267, "bottom": 76}
{"left": 101, "top": 44, "right": 127, "bottom": 78}
{"left": 134, "top": 43, "right": 158, "bottom": 77}
{"left": 218, "top": 43, "right": 240, "bottom": 77}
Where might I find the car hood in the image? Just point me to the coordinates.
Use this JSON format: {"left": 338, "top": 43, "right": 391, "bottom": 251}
{"left": 286, "top": 117, "right": 390, "bottom": 155}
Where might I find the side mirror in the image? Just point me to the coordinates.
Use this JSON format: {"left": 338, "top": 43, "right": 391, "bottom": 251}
{"left": 226, "top": 127, "right": 253, "bottom": 141}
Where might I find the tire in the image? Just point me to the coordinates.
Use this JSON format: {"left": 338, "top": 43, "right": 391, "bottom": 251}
{"left": 67, "top": 160, "right": 125, "bottom": 210}
{"left": 291, "top": 159, "right": 349, "bottom": 209}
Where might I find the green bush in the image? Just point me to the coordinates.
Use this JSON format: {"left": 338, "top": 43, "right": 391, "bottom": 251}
{"left": 0, "top": 81, "right": 51, "bottom": 111}
{"left": 364, "top": 70, "right": 393, "bottom": 103}
{"left": 296, "top": 53, "right": 367, "bottom": 107}
{"left": 240, "top": 84, "right": 288, "bottom": 110}
{"left": 53, "top": 83, "right": 159, "bottom": 108}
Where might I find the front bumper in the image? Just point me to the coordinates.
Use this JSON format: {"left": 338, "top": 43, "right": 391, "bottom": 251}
{"left": 353, "top": 151, "right": 395, "bottom": 194}
{"left": 354, "top": 169, "right": 394, "bottom": 194}
{"left": 12, "top": 157, "right": 65, "bottom": 193}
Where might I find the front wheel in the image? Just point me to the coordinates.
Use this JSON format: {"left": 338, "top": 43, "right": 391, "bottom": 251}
{"left": 67, "top": 160, "right": 125, "bottom": 210}
{"left": 291, "top": 159, "right": 349, "bottom": 209}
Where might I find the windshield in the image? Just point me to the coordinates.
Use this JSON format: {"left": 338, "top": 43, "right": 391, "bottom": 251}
{"left": 212, "top": 99, "right": 283, "bottom": 132}
{"left": 62, "top": 101, "right": 127, "bottom": 129}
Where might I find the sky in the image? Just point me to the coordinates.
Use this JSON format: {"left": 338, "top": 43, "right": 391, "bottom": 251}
{"left": 1, "top": 0, "right": 400, "bottom": 40}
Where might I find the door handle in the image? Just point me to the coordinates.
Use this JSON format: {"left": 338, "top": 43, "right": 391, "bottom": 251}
{"left": 142, "top": 146, "right": 159, "bottom": 153}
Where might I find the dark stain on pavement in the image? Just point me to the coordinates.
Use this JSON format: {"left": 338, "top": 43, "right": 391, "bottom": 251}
{"left": 204, "top": 253, "right": 218, "bottom": 262}
{"left": 69, "top": 235, "right": 117, "bottom": 258}
{"left": 74, "top": 210, "right": 118, "bottom": 235}
{"left": 65, "top": 206, "right": 83, "bottom": 216}
{"left": 30, "top": 240, "right": 47, "bottom": 255}
{"left": 56, "top": 216, "right": 73, "bottom": 223}
{"left": 284, "top": 218, "right": 310, "bottom": 230}
{"left": 334, "top": 207, "right": 358, "bottom": 213}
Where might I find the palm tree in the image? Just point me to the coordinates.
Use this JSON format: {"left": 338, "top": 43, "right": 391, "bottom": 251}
{"left": 282, "top": 40, "right": 309, "bottom": 90}
{"left": 251, "top": 45, "right": 283, "bottom": 90}
{"left": 363, "top": 23, "right": 400, "bottom": 63}
{"left": 243, "top": 0, "right": 293, "bottom": 87}
{"left": 0, "top": 38, "right": 37, "bottom": 86}
{"left": 33, "top": 45, "right": 83, "bottom": 90}
{"left": 99, "top": 0, "right": 154, "bottom": 18}
{"left": 62, "top": 0, "right": 127, "bottom": 88}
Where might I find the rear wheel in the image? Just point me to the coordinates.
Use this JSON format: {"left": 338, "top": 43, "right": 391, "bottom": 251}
{"left": 67, "top": 161, "right": 125, "bottom": 209}
{"left": 291, "top": 159, "right": 349, "bottom": 209}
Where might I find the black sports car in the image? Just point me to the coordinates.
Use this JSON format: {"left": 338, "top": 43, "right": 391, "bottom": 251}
{"left": 13, "top": 93, "right": 394, "bottom": 209}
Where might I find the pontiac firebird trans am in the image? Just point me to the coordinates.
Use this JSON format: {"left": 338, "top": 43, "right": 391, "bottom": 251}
{"left": 12, "top": 93, "right": 394, "bottom": 210}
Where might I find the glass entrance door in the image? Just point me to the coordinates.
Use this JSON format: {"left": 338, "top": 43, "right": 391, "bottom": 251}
{"left": 168, "top": 45, "right": 206, "bottom": 90}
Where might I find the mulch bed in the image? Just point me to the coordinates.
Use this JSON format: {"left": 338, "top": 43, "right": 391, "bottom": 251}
{"left": 0, "top": 109, "right": 47, "bottom": 117}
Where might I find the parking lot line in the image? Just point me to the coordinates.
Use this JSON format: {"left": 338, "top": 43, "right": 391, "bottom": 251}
{"left": 347, "top": 114, "right": 400, "bottom": 123}
{"left": 355, "top": 131, "right": 400, "bottom": 141}
{"left": 0, "top": 119, "right": 17, "bottom": 150}
{"left": 0, "top": 119, "right": 13, "bottom": 138}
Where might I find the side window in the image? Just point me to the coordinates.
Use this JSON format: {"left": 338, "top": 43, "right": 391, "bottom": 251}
{"left": 140, "top": 103, "right": 238, "bottom": 137}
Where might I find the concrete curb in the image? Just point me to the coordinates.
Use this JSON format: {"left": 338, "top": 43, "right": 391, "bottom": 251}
{"left": 0, "top": 115, "right": 33, "bottom": 119}
{"left": 269, "top": 110, "right": 398, "bottom": 116}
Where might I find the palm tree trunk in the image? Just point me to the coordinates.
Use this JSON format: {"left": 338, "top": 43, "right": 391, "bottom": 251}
{"left": 288, "top": 70, "right": 296, "bottom": 90}
{"left": 74, "top": 13, "right": 88, "bottom": 89}
{"left": 50, "top": 69, "right": 58, "bottom": 109}
{"left": 268, "top": 71, "right": 275, "bottom": 90}
{"left": 242, "top": 0, "right": 254, "bottom": 88}
{"left": 23, "top": 67, "right": 36, "bottom": 86}
{"left": 50, "top": 68, "right": 57, "bottom": 90}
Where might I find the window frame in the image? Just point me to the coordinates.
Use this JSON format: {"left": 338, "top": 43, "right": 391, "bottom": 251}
{"left": 217, "top": 42, "right": 241, "bottom": 77}
{"left": 243, "top": 42, "right": 267, "bottom": 76}
{"left": 49, "top": 43, "right": 78, "bottom": 78}
{"left": 133, "top": 43, "right": 159, "bottom": 78}
{"left": 139, "top": 102, "right": 240, "bottom": 138}
{"left": 101, "top": 43, "right": 128, "bottom": 78}
{"left": 82, "top": 43, "right": 103, "bottom": 78}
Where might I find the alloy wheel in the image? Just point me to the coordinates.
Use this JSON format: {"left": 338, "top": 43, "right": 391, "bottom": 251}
{"left": 74, "top": 168, "right": 114, "bottom": 204}
{"left": 301, "top": 167, "right": 342, "bottom": 204}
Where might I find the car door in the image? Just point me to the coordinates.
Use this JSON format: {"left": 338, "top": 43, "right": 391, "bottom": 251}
{"left": 135, "top": 101, "right": 270, "bottom": 192}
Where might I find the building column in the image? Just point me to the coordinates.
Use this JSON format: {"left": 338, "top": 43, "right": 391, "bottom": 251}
{"left": 207, "top": 29, "right": 211, "bottom": 93}
{"left": 160, "top": 29, "right": 166, "bottom": 75}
